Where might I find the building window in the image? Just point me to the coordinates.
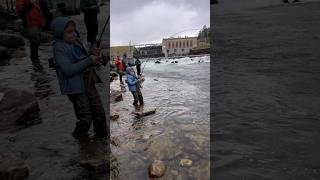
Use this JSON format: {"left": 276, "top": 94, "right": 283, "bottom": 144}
{"left": 168, "top": 42, "right": 171, "bottom": 49}
{"left": 179, "top": 41, "right": 181, "bottom": 48}
{"left": 186, "top": 41, "right": 189, "bottom": 47}
{"left": 176, "top": 42, "right": 178, "bottom": 48}
{"left": 167, "top": 49, "right": 169, "bottom": 53}
{"left": 183, "top": 41, "right": 185, "bottom": 47}
{"left": 190, "top": 40, "right": 193, "bottom": 47}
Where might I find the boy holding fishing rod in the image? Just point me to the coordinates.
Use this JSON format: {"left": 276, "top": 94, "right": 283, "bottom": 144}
{"left": 51, "top": 16, "right": 107, "bottom": 139}
{"left": 126, "top": 66, "right": 144, "bottom": 106}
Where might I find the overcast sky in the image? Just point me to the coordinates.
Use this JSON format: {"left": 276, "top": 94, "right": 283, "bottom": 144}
{"left": 110, "top": 0, "right": 210, "bottom": 46}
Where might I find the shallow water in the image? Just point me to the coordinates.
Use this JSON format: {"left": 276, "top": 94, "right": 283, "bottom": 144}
{"left": 212, "top": 1, "right": 320, "bottom": 179}
{"left": 110, "top": 55, "right": 210, "bottom": 179}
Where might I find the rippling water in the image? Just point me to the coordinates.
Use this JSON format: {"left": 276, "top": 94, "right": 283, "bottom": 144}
{"left": 110, "top": 56, "right": 210, "bottom": 179}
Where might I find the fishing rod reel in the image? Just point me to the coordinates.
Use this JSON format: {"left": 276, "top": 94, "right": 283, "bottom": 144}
{"left": 100, "top": 53, "right": 109, "bottom": 66}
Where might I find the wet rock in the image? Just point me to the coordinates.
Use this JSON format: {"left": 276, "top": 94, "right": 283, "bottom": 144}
{"left": 110, "top": 71, "right": 118, "bottom": 77}
{"left": 154, "top": 79, "right": 159, "bottom": 81}
{"left": 0, "top": 88, "right": 41, "bottom": 131}
{"left": 110, "top": 155, "right": 120, "bottom": 179}
{"left": 0, "top": 33, "right": 25, "bottom": 48}
{"left": 180, "top": 159, "right": 193, "bottom": 167}
{"left": 175, "top": 61, "right": 178, "bottom": 63}
{"left": 79, "top": 159, "right": 107, "bottom": 174}
{"left": 134, "top": 109, "right": 156, "bottom": 118}
{"left": 148, "top": 136, "right": 182, "bottom": 160}
{"left": 148, "top": 160, "right": 166, "bottom": 178}
{"left": 110, "top": 112, "right": 119, "bottom": 121}
{"left": 111, "top": 137, "right": 120, "bottom": 147}
{"left": 0, "top": 46, "right": 11, "bottom": 60}
{"left": 155, "top": 60, "right": 161, "bottom": 63}
{"left": 0, "top": 160, "right": 29, "bottom": 180}
{"left": 110, "top": 90, "right": 123, "bottom": 103}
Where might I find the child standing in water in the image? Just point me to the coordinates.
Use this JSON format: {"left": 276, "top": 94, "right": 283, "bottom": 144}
{"left": 51, "top": 17, "right": 107, "bottom": 139}
{"left": 126, "top": 67, "right": 144, "bottom": 106}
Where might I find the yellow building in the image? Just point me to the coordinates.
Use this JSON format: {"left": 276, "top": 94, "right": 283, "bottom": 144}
{"left": 162, "top": 37, "right": 198, "bottom": 57}
{"left": 110, "top": 46, "right": 135, "bottom": 59}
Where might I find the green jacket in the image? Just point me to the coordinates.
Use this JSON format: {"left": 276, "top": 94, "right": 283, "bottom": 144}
{"left": 80, "top": 0, "right": 98, "bottom": 11}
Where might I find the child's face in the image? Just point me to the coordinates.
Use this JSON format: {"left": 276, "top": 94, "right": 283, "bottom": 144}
{"left": 63, "top": 23, "right": 76, "bottom": 44}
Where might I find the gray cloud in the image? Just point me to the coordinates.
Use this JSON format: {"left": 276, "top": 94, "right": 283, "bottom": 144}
{"left": 111, "top": 0, "right": 210, "bottom": 46}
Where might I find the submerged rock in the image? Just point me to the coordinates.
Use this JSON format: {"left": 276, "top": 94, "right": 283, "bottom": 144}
{"left": 0, "top": 33, "right": 25, "bottom": 48}
{"left": 148, "top": 136, "right": 182, "bottom": 160}
{"left": 79, "top": 159, "right": 107, "bottom": 174}
{"left": 110, "top": 90, "right": 123, "bottom": 103}
{"left": 180, "top": 159, "right": 193, "bottom": 167}
{"left": 0, "top": 160, "right": 29, "bottom": 180}
{"left": 148, "top": 160, "right": 166, "bottom": 178}
{"left": 188, "top": 161, "right": 210, "bottom": 179}
{"left": 0, "top": 88, "right": 41, "bottom": 131}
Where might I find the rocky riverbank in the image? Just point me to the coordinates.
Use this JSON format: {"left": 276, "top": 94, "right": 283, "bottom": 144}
{"left": 0, "top": 3, "right": 110, "bottom": 179}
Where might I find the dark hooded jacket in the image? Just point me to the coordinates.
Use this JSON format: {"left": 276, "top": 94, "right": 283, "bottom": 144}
{"left": 51, "top": 17, "right": 93, "bottom": 95}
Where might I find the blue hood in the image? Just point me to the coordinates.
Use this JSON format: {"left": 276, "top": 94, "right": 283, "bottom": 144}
{"left": 126, "top": 66, "right": 134, "bottom": 74}
{"left": 51, "top": 17, "right": 75, "bottom": 40}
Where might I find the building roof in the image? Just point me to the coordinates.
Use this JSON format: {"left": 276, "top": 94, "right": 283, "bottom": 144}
{"left": 163, "top": 36, "right": 198, "bottom": 41}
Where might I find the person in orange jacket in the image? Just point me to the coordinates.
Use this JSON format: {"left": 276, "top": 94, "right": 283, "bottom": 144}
{"left": 16, "top": 0, "right": 48, "bottom": 71}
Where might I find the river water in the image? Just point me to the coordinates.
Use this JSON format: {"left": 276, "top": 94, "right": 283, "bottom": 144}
{"left": 110, "top": 56, "right": 210, "bottom": 179}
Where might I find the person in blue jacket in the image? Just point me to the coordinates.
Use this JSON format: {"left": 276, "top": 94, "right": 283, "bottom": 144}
{"left": 51, "top": 16, "right": 107, "bottom": 139}
{"left": 126, "top": 67, "right": 144, "bottom": 106}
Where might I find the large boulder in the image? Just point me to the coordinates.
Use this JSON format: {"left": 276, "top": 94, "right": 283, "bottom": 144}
{"left": 0, "top": 88, "right": 41, "bottom": 131}
{"left": 0, "top": 33, "right": 25, "bottom": 48}
{"left": 0, "top": 160, "right": 29, "bottom": 180}
{"left": 110, "top": 90, "right": 123, "bottom": 103}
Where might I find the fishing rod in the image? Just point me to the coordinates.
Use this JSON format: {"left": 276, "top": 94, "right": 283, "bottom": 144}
{"left": 140, "top": 58, "right": 151, "bottom": 75}
{"left": 96, "top": 15, "right": 110, "bottom": 49}
{"left": 81, "top": 15, "right": 110, "bottom": 64}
